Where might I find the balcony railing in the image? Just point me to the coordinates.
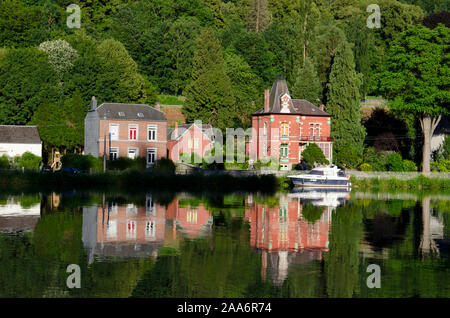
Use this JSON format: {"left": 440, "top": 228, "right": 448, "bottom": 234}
{"left": 299, "top": 136, "right": 332, "bottom": 142}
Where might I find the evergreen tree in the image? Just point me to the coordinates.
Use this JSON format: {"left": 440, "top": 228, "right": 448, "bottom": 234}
{"left": 291, "top": 57, "right": 321, "bottom": 104}
{"left": 326, "top": 42, "right": 366, "bottom": 168}
{"left": 247, "top": 0, "right": 272, "bottom": 32}
{"left": 183, "top": 29, "right": 235, "bottom": 130}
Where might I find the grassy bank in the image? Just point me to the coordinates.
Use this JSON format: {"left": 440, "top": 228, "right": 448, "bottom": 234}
{"left": 0, "top": 170, "right": 279, "bottom": 193}
{"left": 350, "top": 175, "right": 450, "bottom": 190}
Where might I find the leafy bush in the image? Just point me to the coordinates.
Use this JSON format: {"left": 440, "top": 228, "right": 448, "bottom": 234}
{"left": 62, "top": 154, "right": 102, "bottom": 172}
{"left": 14, "top": 152, "right": 41, "bottom": 170}
{"left": 153, "top": 158, "right": 176, "bottom": 173}
{"left": 254, "top": 157, "right": 279, "bottom": 170}
{"left": 362, "top": 147, "right": 388, "bottom": 171}
{"left": 0, "top": 156, "right": 9, "bottom": 169}
{"left": 302, "top": 143, "right": 329, "bottom": 166}
{"left": 431, "top": 159, "right": 450, "bottom": 172}
{"left": 107, "top": 157, "right": 146, "bottom": 171}
{"left": 436, "top": 135, "right": 450, "bottom": 160}
{"left": 359, "top": 163, "right": 372, "bottom": 171}
{"left": 402, "top": 159, "right": 417, "bottom": 172}
{"left": 334, "top": 142, "right": 361, "bottom": 169}
{"left": 386, "top": 153, "right": 403, "bottom": 171}
{"left": 179, "top": 152, "right": 203, "bottom": 166}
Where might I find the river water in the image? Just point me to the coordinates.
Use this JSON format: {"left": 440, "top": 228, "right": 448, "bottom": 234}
{"left": 0, "top": 189, "right": 448, "bottom": 297}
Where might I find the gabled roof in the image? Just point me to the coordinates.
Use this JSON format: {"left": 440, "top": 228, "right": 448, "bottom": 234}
{"left": 95, "top": 103, "right": 167, "bottom": 121}
{"left": 0, "top": 125, "right": 41, "bottom": 144}
{"left": 167, "top": 123, "right": 214, "bottom": 142}
{"left": 253, "top": 77, "right": 330, "bottom": 117}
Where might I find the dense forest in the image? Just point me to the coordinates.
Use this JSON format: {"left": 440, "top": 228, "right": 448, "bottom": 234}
{"left": 0, "top": 0, "right": 448, "bottom": 169}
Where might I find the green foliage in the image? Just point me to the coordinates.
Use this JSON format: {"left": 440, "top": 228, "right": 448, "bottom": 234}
{"left": 107, "top": 157, "right": 147, "bottom": 171}
{"left": 431, "top": 159, "right": 450, "bottom": 172}
{"left": 359, "top": 163, "right": 372, "bottom": 171}
{"left": 61, "top": 154, "right": 102, "bottom": 172}
{"left": 363, "top": 147, "right": 388, "bottom": 171}
{"left": 326, "top": 42, "right": 366, "bottom": 167}
{"left": 402, "top": 159, "right": 417, "bottom": 171}
{"left": 0, "top": 156, "right": 10, "bottom": 169}
{"left": 436, "top": 135, "right": 450, "bottom": 160}
{"left": 183, "top": 28, "right": 235, "bottom": 131}
{"left": 386, "top": 153, "right": 404, "bottom": 171}
{"left": 13, "top": 152, "right": 42, "bottom": 171}
{"left": 0, "top": 48, "right": 59, "bottom": 125}
{"left": 153, "top": 158, "right": 176, "bottom": 173}
{"left": 302, "top": 202, "right": 325, "bottom": 223}
{"left": 159, "top": 95, "right": 184, "bottom": 106}
{"left": 291, "top": 57, "right": 321, "bottom": 105}
{"left": 301, "top": 143, "right": 329, "bottom": 166}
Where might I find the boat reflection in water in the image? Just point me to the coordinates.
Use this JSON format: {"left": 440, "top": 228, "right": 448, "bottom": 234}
{"left": 245, "top": 189, "right": 350, "bottom": 286}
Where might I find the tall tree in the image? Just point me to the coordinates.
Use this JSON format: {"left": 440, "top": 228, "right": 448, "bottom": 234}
{"left": 291, "top": 57, "right": 321, "bottom": 105}
{"left": 247, "top": 0, "right": 272, "bottom": 32}
{"left": 380, "top": 24, "right": 450, "bottom": 174}
{"left": 326, "top": 42, "right": 366, "bottom": 168}
{"left": 183, "top": 29, "right": 235, "bottom": 130}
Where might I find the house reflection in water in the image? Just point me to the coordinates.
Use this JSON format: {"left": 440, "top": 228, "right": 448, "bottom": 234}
{"left": 0, "top": 199, "right": 41, "bottom": 233}
{"left": 245, "top": 190, "right": 348, "bottom": 286}
{"left": 82, "top": 195, "right": 166, "bottom": 263}
{"left": 82, "top": 195, "right": 213, "bottom": 263}
{"left": 166, "top": 199, "right": 213, "bottom": 240}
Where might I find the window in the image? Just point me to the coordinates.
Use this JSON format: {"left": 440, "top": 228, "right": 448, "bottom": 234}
{"left": 110, "top": 147, "right": 118, "bottom": 160}
{"left": 279, "top": 205, "right": 288, "bottom": 219}
{"left": 126, "top": 220, "right": 136, "bottom": 239}
{"left": 280, "top": 123, "right": 289, "bottom": 137}
{"left": 299, "top": 124, "right": 302, "bottom": 138}
{"left": 147, "top": 125, "right": 157, "bottom": 141}
{"left": 118, "top": 112, "right": 125, "bottom": 117}
{"left": 309, "top": 124, "right": 315, "bottom": 136}
{"left": 109, "top": 124, "right": 119, "bottom": 141}
{"left": 318, "top": 143, "right": 330, "bottom": 159}
{"left": 128, "top": 147, "right": 138, "bottom": 159}
{"left": 188, "top": 138, "right": 199, "bottom": 149}
{"left": 316, "top": 124, "right": 320, "bottom": 137}
{"left": 107, "top": 220, "right": 117, "bottom": 239}
{"left": 137, "top": 112, "right": 144, "bottom": 118}
{"left": 126, "top": 204, "right": 138, "bottom": 215}
{"left": 147, "top": 148, "right": 156, "bottom": 164}
{"left": 263, "top": 142, "right": 267, "bottom": 157}
{"left": 263, "top": 122, "right": 267, "bottom": 136}
{"left": 187, "top": 211, "right": 197, "bottom": 224}
{"left": 129, "top": 125, "right": 138, "bottom": 140}
{"left": 280, "top": 144, "right": 288, "bottom": 158}
{"left": 146, "top": 195, "right": 156, "bottom": 215}
{"left": 145, "top": 221, "right": 155, "bottom": 239}
{"left": 109, "top": 202, "right": 118, "bottom": 215}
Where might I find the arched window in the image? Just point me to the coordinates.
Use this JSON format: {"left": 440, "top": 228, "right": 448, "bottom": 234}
{"left": 280, "top": 123, "right": 289, "bottom": 137}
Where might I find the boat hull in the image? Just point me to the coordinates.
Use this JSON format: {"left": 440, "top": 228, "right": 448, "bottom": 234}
{"left": 289, "top": 176, "right": 351, "bottom": 188}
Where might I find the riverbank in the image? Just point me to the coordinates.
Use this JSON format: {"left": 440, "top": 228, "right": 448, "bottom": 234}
{"left": 0, "top": 170, "right": 280, "bottom": 193}
{"left": 349, "top": 174, "right": 450, "bottom": 190}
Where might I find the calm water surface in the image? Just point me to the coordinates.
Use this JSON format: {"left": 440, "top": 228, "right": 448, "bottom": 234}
{"left": 0, "top": 189, "right": 449, "bottom": 298}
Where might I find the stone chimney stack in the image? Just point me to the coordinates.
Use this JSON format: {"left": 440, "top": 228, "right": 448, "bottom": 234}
{"left": 174, "top": 122, "right": 178, "bottom": 139}
{"left": 320, "top": 104, "right": 324, "bottom": 111}
{"left": 264, "top": 89, "right": 270, "bottom": 113}
{"left": 91, "top": 96, "right": 97, "bottom": 110}
{"left": 155, "top": 101, "right": 161, "bottom": 111}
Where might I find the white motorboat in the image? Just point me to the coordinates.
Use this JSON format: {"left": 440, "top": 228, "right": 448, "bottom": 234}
{"left": 288, "top": 165, "right": 351, "bottom": 188}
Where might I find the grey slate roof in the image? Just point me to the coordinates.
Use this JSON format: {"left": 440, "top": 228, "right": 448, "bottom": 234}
{"left": 96, "top": 103, "right": 167, "bottom": 121}
{"left": 0, "top": 125, "right": 41, "bottom": 144}
{"left": 167, "top": 123, "right": 214, "bottom": 141}
{"left": 254, "top": 78, "right": 329, "bottom": 116}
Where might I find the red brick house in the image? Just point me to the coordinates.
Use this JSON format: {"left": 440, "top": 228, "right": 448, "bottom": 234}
{"left": 167, "top": 122, "right": 215, "bottom": 163}
{"left": 249, "top": 78, "right": 332, "bottom": 170}
{"left": 84, "top": 98, "right": 167, "bottom": 166}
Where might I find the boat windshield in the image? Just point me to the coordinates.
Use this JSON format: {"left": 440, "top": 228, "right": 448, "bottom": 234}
{"left": 308, "top": 170, "right": 324, "bottom": 176}
{"left": 338, "top": 170, "right": 346, "bottom": 177}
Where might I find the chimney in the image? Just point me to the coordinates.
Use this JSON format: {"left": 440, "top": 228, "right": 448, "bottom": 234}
{"left": 90, "top": 96, "right": 97, "bottom": 110}
{"left": 320, "top": 104, "right": 324, "bottom": 111}
{"left": 264, "top": 89, "right": 270, "bottom": 113}
{"left": 174, "top": 122, "right": 178, "bottom": 139}
{"left": 155, "top": 101, "right": 161, "bottom": 111}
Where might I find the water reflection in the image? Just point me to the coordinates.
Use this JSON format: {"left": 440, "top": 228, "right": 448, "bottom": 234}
{"left": 0, "top": 190, "right": 448, "bottom": 298}
{"left": 0, "top": 197, "right": 41, "bottom": 233}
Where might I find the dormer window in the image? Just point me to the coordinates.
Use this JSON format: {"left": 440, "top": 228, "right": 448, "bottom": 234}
{"left": 280, "top": 94, "right": 291, "bottom": 113}
{"left": 137, "top": 112, "right": 144, "bottom": 118}
{"left": 118, "top": 112, "right": 125, "bottom": 117}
